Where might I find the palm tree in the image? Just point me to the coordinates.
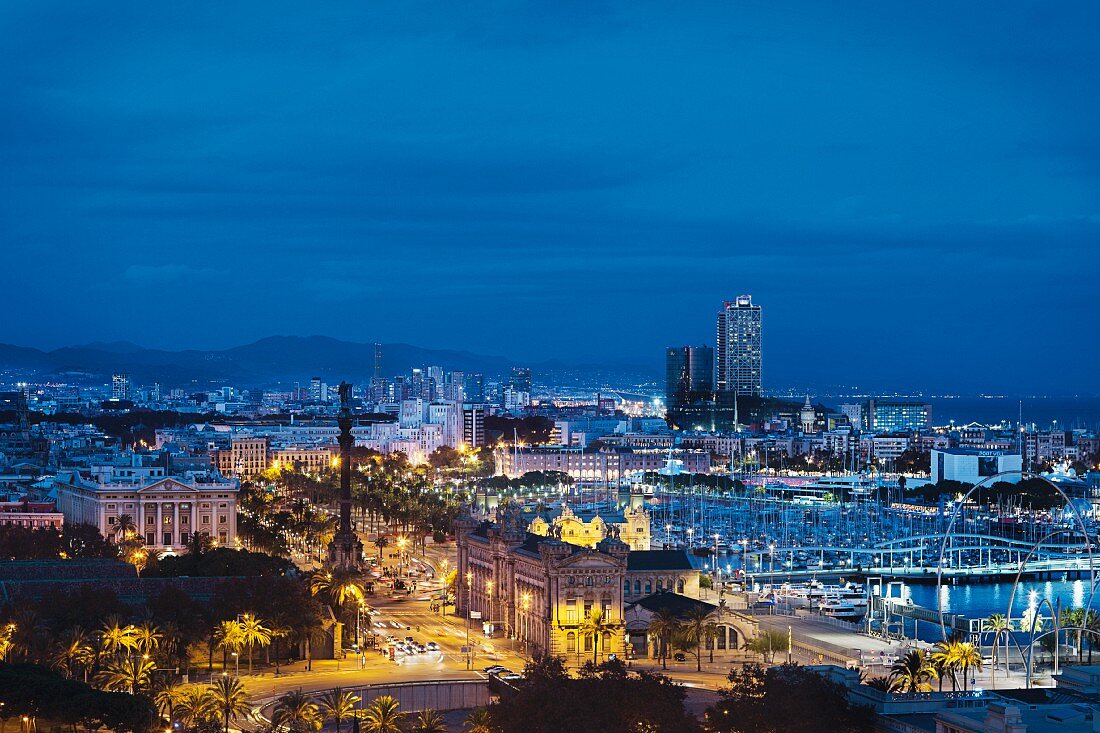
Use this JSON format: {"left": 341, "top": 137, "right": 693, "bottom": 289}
{"left": 175, "top": 686, "right": 219, "bottom": 728}
{"left": 954, "top": 641, "right": 983, "bottom": 692}
{"left": 267, "top": 621, "right": 293, "bottom": 675}
{"left": 0, "top": 621, "right": 15, "bottom": 662}
{"left": 984, "top": 614, "right": 1010, "bottom": 689}
{"left": 272, "top": 689, "right": 321, "bottom": 733}
{"left": 238, "top": 614, "right": 272, "bottom": 675}
{"left": 863, "top": 676, "right": 897, "bottom": 692}
{"left": 931, "top": 640, "right": 960, "bottom": 691}
{"left": 647, "top": 609, "right": 678, "bottom": 669}
{"left": 310, "top": 568, "right": 365, "bottom": 619}
{"left": 463, "top": 707, "right": 493, "bottom": 733}
{"left": 298, "top": 621, "right": 328, "bottom": 673}
{"left": 889, "top": 650, "right": 936, "bottom": 693}
{"left": 115, "top": 513, "right": 138, "bottom": 541}
{"left": 99, "top": 616, "right": 137, "bottom": 658}
{"left": 215, "top": 620, "right": 243, "bottom": 672}
{"left": 704, "top": 623, "right": 720, "bottom": 664}
{"left": 680, "top": 606, "right": 715, "bottom": 671}
{"left": 149, "top": 673, "right": 181, "bottom": 720}
{"left": 210, "top": 676, "right": 251, "bottom": 733}
{"left": 578, "top": 609, "right": 613, "bottom": 666}
{"left": 95, "top": 655, "right": 156, "bottom": 694}
{"left": 360, "top": 695, "right": 403, "bottom": 733}
{"left": 133, "top": 622, "right": 163, "bottom": 659}
{"left": 1086, "top": 610, "right": 1100, "bottom": 663}
{"left": 412, "top": 709, "right": 447, "bottom": 733}
{"left": 317, "top": 687, "right": 360, "bottom": 733}
{"left": 49, "top": 627, "right": 94, "bottom": 680}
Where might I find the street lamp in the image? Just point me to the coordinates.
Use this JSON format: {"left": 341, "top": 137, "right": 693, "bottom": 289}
{"left": 665, "top": 524, "right": 672, "bottom": 547}
{"left": 440, "top": 557, "right": 450, "bottom": 615}
{"left": 396, "top": 536, "right": 409, "bottom": 579}
{"left": 231, "top": 651, "right": 239, "bottom": 678}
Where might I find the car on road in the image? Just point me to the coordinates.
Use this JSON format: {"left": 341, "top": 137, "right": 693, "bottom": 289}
{"left": 484, "top": 665, "right": 507, "bottom": 674}
{"left": 500, "top": 673, "right": 522, "bottom": 681}
{"left": 426, "top": 641, "right": 439, "bottom": 651}
{"left": 673, "top": 652, "right": 687, "bottom": 662}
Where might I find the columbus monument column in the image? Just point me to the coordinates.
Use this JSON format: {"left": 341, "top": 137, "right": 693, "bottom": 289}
{"left": 327, "top": 381, "right": 364, "bottom": 569}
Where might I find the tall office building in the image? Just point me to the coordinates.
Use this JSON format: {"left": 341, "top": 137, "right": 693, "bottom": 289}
{"left": 665, "top": 346, "right": 714, "bottom": 410}
{"left": 462, "top": 403, "right": 487, "bottom": 449}
{"left": 509, "top": 367, "right": 532, "bottom": 394}
{"left": 465, "top": 373, "right": 485, "bottom": 403}
{"left": 112, "top": 373, "right": 130, "bottom": 401}
{"left": 716, "top": 295, "right": 762, "bottom": 397}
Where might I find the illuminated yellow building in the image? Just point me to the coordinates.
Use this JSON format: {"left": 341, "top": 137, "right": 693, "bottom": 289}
{"left": 527, "top": 504, "right": 651, "bottom": 552}
{"left": 455, "top": 504, "right": 697, "bottom": 663}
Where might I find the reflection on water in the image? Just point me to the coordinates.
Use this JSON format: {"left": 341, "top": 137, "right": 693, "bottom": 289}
{"left": 904, "top": 578, "right": 1095, "bottom": 620}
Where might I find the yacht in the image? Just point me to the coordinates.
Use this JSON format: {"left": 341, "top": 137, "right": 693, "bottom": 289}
{"left": 763, "top": 581, "right": 828, "bottom": 609}
{"left": 818, "top": 596, "right": 863, "bottom": 622}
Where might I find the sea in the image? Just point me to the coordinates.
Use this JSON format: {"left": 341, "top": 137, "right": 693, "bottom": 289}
{"left": 925, "top": 396, "right": 1100, "bottom": 431}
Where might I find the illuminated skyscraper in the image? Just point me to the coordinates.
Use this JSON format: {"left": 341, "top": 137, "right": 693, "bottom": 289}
{"left": 716, "top": 295, "right": 762, "bottom": 397}
{"left": 111, "top": 373, "right": 130, "bottom": 400}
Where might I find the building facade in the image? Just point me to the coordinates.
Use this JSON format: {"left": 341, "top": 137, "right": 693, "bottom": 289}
{"left": 53, "top": 462, "right": 239, "bottom": 550}
{"left": 931, "top": 448, "right": 1022, "bottom": 485}
{"left": 716, "top": 295, "right": 762, "bottom": 397}
{"left": 0, "top": 498, "right": 64, "bottom": 530}
{"left": 455, "top": 506, "right": 699, "bottom": 663}
{"left": 496, "top": 446, "right": 711, "bottom": 482}
{"left": 866, "top": 400, "right": 932, "bottom": 433}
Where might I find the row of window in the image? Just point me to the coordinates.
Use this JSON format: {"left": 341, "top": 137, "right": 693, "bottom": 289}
{"left": 0, "top": 518, "right": 60, "bottom": 528}
{"left": 109, "top": 514, "right": 226, "bottom": 525}
{"left": 566, "top": 575, "right": 614, "bottom": 586}
{"left": 627, "top": 578, "right": 685, "bottom": 595}
{"left": 565, "top": 631, "right": 613, "bottom": 653}
{"left": 145, "top": 530, "right": 230, "bottom": 546}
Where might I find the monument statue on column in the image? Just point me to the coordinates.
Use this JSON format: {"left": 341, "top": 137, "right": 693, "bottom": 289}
{"left": 327, "top": 381, "right": 364, "bottom": 569}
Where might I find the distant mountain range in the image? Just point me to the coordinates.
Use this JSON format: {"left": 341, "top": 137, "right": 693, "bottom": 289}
{"left": 0, "top": 336, "right": 657, "bottom": 388}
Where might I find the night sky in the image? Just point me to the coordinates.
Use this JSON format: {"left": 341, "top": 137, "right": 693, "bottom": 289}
{"left": 3, "top": 2, "right": 1097, "bottom": 393}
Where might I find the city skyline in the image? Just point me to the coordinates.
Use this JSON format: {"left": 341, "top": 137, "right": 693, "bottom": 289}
{"left": 3, "top": 2, "right": 1099, "bottom": 394}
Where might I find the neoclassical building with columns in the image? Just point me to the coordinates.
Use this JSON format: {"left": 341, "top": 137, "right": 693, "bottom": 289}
{"left": 53, "top": 459, "right": 239, "bottom": 550}
{"left": 455, "top": 504, "right": 701, "bottom": 663}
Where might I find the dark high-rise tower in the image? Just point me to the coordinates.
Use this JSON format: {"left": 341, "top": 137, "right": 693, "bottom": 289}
{"left": 509, "top": 367, "right": 532, "bottom": 393}
{"left": 716, "top": 295, "right": 762, "bottom": 397}
{"left": 327, "top": 381, "right": 363, "bottom": 569}
{"left": 665, "top": 346, "right": 714, "bottom": 411}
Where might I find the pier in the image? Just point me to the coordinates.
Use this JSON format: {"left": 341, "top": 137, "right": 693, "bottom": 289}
{"left": 743, "top": 556, "right": 1092, "bottom": 584}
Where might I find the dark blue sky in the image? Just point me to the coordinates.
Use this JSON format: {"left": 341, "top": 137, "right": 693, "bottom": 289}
{"left": 3, "top": 2, "right": 1098, "bottom": 393}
